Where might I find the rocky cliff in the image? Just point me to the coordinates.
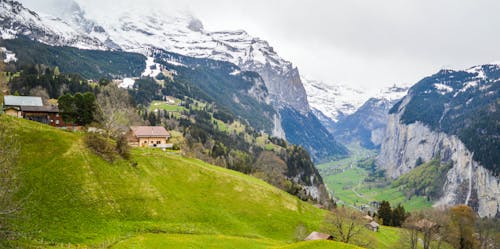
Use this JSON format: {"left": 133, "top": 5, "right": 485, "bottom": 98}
{"left": 377, "top": 65, "right": 500, "bottom": 217}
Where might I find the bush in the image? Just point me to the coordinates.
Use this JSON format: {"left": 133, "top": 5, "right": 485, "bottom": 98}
{"left": 84, "top": 133, "right": 117, "bottom": 162}
{"left": 116, "top": 135, "right": 131, "bottom": 160}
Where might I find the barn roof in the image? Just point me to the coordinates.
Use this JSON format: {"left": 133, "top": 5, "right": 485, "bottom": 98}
{"left": 304, "top": 231, "right": 333, "bottom": 241}
{"left": 131, "top": 126, "right": 170, "bottom": 138}
{"left": 21, "top": 105, "right": 59, "bottom": 113}
{"left": 4, "top": 95, "right": 43, "bottom": 107}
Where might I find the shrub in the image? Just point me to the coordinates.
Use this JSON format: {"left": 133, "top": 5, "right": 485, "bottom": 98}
{"left": 84, "top": 133, "right": 117, "bottom": 162}
{"left": 116, "top": 135, "right": 131, "bottom": 160}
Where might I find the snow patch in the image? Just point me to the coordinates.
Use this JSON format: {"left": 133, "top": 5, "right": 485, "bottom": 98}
{"left": 465, "top": 65, "right": 486, "bottom": 79}
{"left": 434, "top": 83, "right": 453, "bottom": 95}
{"left": 459, "top": 81, "right": 478, "bottom": 93}
{"left": 0, "top": 47, "right": 17, "bottom": 63}
{"left": 141, "top": 56, "right": 162, "bottom": 77}
{"left": 0, "top": 29, "right": 16, "bottom": 39}
{"left": 165, "top": 59, "right": 186, "bottom": 67}
{"left": 118, "top": 78, "right": 135, "bottom": 89}
{"left": 230, "top": 70, "right": 241, "bottom": 76}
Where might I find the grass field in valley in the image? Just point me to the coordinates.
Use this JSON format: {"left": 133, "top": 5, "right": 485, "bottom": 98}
{"left": 2, "top": 115, "right": 368, "bottom": 248}
{"left": 317, "top": 144, "right": 432, "bottom": 212}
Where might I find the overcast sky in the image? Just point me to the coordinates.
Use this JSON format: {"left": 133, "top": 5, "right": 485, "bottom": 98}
{"left": 19, "top": 0, "right": 500, "bottom": 91}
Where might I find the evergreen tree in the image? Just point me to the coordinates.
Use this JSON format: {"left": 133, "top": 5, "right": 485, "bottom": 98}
{"left": 377, "top": 200, "right": 392, "bottom": 226}
{"left": 391, "top": 204, "right": 408, "bottom": 227}
{"left": 58, "top": 93, "right": 76, "bottom": 123}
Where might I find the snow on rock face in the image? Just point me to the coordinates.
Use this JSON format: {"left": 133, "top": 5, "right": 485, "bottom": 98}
{"left": 0, "top": 47, "right": 17, "bottom": 62}
{"left": 118, "top": 78, "right": 135, "bottom": 89}
{"left": 434, "top": 83, "right": 454, "bottom": 95}
{"left": 0, "top": 0, "right": 108, "bottom": 49}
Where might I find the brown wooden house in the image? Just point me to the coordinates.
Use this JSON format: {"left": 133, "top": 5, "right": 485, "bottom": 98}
{"left": 128, "top": 126, "right": 171, "bottom": 148}
{"left": 2, "top": 95, "right": 68, "bottom": 127}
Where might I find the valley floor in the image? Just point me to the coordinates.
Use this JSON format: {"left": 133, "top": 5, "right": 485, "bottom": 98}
{"left": 317, "top": 144, "right": 432, "bottom": 213}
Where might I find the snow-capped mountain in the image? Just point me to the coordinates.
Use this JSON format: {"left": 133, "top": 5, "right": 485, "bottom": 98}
{"left": 1, "top": 0, "right": 309, "bottom": 112}
{"left": 302, "top": 77, "right": 370, "bottom": 122}
{"left": 97, "top": 11, "right": 310, "bottom": 112}
{"left": 302, "top": 76, "right": 409, "bottom": 149}
{"left": 302, "top": 76, "right": 409, "bottom": 123}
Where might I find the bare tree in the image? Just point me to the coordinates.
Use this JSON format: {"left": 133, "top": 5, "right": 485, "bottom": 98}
{"left": 29, "top": 86, "right": 50, "bottom": 105}
{"left": 321, "top": 207, "right": 366, "bottom": 245}
{"left": 0, "top": 124, "right": 21, "bottom": 240}
{"left": 0, "top": 59, "right": 7, "bottom": 103}
{"left": 96, "top": 84, "right": 142, "bottom": 137}
{"left": 401, "top": 216, "right": 420, "bottom": 249}
{"left": 476, "top": 217, "right": 500, "bottom": 249}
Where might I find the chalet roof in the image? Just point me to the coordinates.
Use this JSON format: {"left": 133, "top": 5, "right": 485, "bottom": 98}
{"left": 4, "top": 95, "right": 43, "bottom": 107}
{"left": 20, "top": 105, "right": 59, "bottom": 113}
{"left": 304, "top": 231, "right": 333, "bottom": 241}
{"left": 367, "top": 221, "right": 380, "bottom": 228}
{"left": 131, "top": 126, "right": 170, "bottom": 138}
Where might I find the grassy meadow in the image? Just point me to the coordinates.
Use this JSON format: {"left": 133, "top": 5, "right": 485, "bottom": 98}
{"left": 2, "top": 115, "right": 370, "bottom": 248}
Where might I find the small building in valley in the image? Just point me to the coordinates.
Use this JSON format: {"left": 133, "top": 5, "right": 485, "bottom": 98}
{"left": 365, "top": 221, "right": 380, "bottom": 232}
{"left": 129, "top": 126, "right": 171, "bottom": 148}
{"left": 304, "top": 231, "right": 334, "bottom": 241}
{"left": 2, "top": 95, "right": 66, "bottom": 127}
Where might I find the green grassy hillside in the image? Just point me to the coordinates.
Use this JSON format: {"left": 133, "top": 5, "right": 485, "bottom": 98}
{"left": 1, "top": 116, "right": 364, "bottom": 248}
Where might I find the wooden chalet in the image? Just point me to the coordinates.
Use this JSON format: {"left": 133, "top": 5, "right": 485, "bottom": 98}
{"left": 129, "top": 126, "right": 172, "bottom": 148}
{"left": 2, "top": 95, "right": 66, "bottom": 127}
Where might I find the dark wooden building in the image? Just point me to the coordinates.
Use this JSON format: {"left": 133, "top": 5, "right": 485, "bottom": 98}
{"left": 3, "top": 95, "right": 68, "bottom": 127}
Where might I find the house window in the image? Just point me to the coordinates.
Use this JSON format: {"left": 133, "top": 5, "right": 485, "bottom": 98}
{"left": 157, "top": 141, "right": 161, "bottom": 144}
{"left": 56, "top": 120, "right": 60, "bottom": 125}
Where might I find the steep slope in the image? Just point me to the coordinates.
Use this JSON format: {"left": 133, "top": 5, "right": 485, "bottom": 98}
{"left": 1, "top": 115, "right": 333, "bottom": 247}
{"left": 280, "top": 107, "right": 348, "bottom": 162}
{"left": 332, "top": 86, "right": 408, "bottom": 149}
{"left": 1, "top": 37, "right": 145, "bottom": 78}
{"left": 377, "top": 64, "right": 500, "bottom": 217}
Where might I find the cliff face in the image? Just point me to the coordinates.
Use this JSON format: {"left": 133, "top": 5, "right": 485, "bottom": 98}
{"left": 378, "top": 96, "right": 500, "bottom": 217}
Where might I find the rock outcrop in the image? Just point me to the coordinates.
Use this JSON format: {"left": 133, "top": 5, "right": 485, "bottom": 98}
{"left": 378, "top": 96, "right": 500, "bottom": 217}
